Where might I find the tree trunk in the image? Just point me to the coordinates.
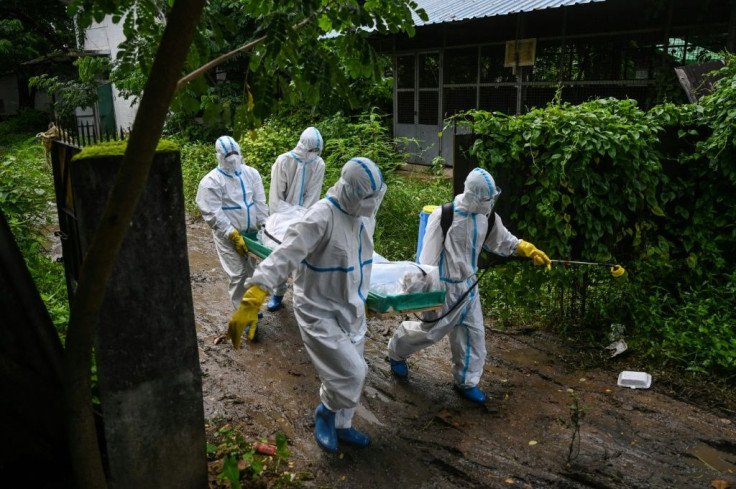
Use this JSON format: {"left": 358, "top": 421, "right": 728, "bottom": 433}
{"left": 63, "top": 1, "right": 207, "bottom": 488}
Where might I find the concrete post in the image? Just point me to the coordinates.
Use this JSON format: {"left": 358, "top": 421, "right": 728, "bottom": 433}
{"left": 70, "top": 145, "right": 207, "bottom": 488}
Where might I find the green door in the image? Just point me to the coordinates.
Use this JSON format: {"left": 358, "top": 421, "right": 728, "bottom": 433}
{"left": 97, "top": 83, "right": 117, "bottom": 135}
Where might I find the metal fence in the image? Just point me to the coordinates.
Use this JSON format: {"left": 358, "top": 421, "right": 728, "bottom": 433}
{"left": 54, "top": 119, "right": 128, "bottom": 148}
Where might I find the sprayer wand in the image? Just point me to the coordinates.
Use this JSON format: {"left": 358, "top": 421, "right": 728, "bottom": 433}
{"left": 551, "top": 259, "right": 626, "bottom": 277}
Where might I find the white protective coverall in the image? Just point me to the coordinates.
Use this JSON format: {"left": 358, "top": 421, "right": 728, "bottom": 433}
{"left": 196, "top": 136, "right": 268, "bottom": 309}
{"left": 388, "top": 168, "right": 519, "bottom": 389}
{"left": 267, "top": 127, "right": 326, "bottom": 296}
{"left": 269, "top": 126, "right": 326, "bottom": 213}
{"left": 246, "top": 157, "right": 385, "bottom": 429}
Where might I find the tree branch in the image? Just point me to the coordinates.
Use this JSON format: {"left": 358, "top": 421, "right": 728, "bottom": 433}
{"left": 175, "top": 16, "right": 313, "bottom": 92}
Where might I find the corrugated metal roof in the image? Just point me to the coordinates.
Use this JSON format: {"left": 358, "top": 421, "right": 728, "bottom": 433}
{"left": 412, "top": 0, "right": 606, "bottom": 26}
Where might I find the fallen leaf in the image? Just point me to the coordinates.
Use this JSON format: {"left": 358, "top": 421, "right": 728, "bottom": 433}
{"left": 711, "top": 480, "right": 730, "bottom": 489}
{"left": 505, "top": 478, "right": 515, "bottom": 484}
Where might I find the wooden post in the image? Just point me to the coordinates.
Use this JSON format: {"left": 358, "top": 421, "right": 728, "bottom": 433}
{"left": 70, "top": 147, "right": 207, "bottom": 489}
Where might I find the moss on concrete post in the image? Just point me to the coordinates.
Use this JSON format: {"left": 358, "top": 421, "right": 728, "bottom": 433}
{"left": 71, "top": 141, "right": 207, "bottom": 489}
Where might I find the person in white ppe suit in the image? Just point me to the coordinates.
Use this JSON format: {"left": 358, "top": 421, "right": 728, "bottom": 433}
{"left": 387, "top": 167, "right": 551, "bottom": 403}
{"left": 196, "top": 135, "right": 268, "bottom": 311}
{"left": 227, "top": 157, "right": 386, "bottom": 453}
{"left": 266, "top": 126, "right": 326, "bottom": 312}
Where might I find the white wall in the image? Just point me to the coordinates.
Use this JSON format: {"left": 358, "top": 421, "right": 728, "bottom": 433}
{"left": 83, "top": 15, "right": 138, "bottom": 130}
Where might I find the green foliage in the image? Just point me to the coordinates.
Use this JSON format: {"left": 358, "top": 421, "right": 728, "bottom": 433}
{"left": 179, "top": 138, "right": 219, "bottom": 216}
{"left": 698, "top": 52, "right": 736, "bottom": 174}
{"left": 322, "top": 109, "right": 412, "bottom": 179}
{"left": 0, "top": 135, "right": 69, "bottom": 341}
{"left": 460, "top": 84, "right": 736, "bottom": 377}
{"left": 30, "top": 57, "right": 111, "bottom": 124}
{"left": 374, "top": 174, "right": 452, "bottom": 261}
{"left": 0, "top": 109, "right": 51, "bottom": 139}
{"left": 68, "top": 0, "right": 425, "bottom": 130}
{"left": 207, "top": 423, "right": 307, "bottom": 488}
{"left": 0, "top": 137, "right": 52, "bottom": 252}
{"left": 238, "top": 116, "right": 307, "bottom": 176}
{"left": 627, "top": 272, "right": 736, "bottom": 375}
{"left": 467, "top": 98, "right": 664, "bottom": 265}
{"left": 0, "top": 0, "right": 75, "bottom": 76}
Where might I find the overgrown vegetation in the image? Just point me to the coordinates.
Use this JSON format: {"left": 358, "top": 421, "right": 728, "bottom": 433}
{"left": 458, "top": 56, "right": 736, "bottom": 378}
{"left": 0, "top": 125, "right": 69, "bottom": 340}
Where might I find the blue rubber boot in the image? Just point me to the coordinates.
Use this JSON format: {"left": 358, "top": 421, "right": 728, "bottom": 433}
{"left": 314, "top": 404, "right": 338, "bottom": 453}
{"left": 336, "top": 428, "right": 370, "bottom": 447}
{"left": 389, "top": 359, "right": 409, "bottom": 378}
{"left": 244, "top": 312, "right": 264, "bottom": 341}
{"left": 454, "top": 385, "right": 487, "bottom": 403}
{"left": 266, "top": 295, "right": 284, "bottom": 312}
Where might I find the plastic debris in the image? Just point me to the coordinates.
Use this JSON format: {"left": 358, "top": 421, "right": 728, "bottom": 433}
{"left": 605, "top": 339, "right": 628, "bottom": 358}
{"left": 606, "top": 323, "right": 628, "bottom": 358}
{"left": 617, "top": 371, "right": 652, "bottom": 389}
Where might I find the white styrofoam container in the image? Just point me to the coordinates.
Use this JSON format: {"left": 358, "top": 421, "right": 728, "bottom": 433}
{"left": 617, "top": 371, "right": 652, "bottom": 389}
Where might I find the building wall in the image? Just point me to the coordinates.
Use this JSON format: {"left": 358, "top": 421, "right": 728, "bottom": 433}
{"left": 83, "top": 16, "right": 137, "bottom": 131}
{"left": 0, "top": 75, "right": 51, "bottom": 118}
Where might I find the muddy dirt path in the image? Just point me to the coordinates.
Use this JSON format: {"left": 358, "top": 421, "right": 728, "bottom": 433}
{"left": 187, "top": 219, "right": 736, "bottom": 489}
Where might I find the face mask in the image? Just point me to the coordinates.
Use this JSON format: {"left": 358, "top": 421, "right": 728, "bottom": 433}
{"left": 476, "top": 187, "right": 501, "bottom": 215}
{"left": 356, "top": 188, "right": 384, "bottom": 217}
{"left": 218, "top": 153, "right": 241, "bottom": 173}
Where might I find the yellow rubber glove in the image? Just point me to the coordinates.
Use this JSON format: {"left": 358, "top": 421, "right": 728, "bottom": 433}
{"left": 228, "top": 229, "right": 248, "bottom": 256}
{"left": 516, "top": 240, "right": 552, "bottom": 270}
{"left": 227, "top": 285, "right": 268, "bottom": 349}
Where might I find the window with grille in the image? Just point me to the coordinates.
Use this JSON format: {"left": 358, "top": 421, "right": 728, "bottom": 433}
{"left": 418, "top": 91, "right": 438, "bottom": 125}
{"left": 397, "top": 91, "right": 414, "bottom": 124}
{"left": 397, "top": 55, "right": 415, "bottom": 89}
{"left": 444, "top": 48, "right": 478, "bottom": 85}
{"left": 444, "top": 87, "right": 476, "bottom": 117}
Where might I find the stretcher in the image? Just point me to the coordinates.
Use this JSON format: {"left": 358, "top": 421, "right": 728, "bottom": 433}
{"left": 243, "top": 232, "right": 446, "bottom": 318}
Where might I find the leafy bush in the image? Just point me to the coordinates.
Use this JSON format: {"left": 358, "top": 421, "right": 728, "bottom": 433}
{"left": 178, "top": 139, "right": 218, "bottom": 216}
{"left": 629, "top": 272, "right": 736, "bottom": 375}
{"left": 0, "top": 137, "right": 53, "bottom": 254}
{"left": 322, "top": 109, "right": 411, "bottom": 181}
{"left": 0, "top": 109, "right": 51, "bottom": 140}
{"left": 374, "top": 175, "right": 452, "bottom": 261}
{"left": 459, "top": 83, "right": 736, "bottom": 376}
